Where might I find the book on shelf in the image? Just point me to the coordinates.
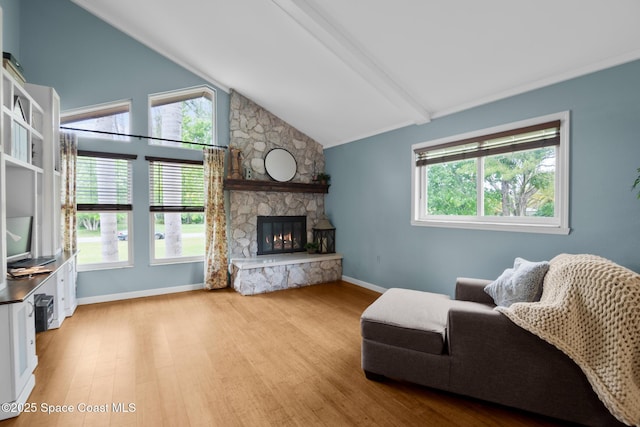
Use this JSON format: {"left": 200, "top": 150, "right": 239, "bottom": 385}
{"left": 7, "top": 266, "right": 52, "bottom": 279}
{"left": 11, "top": 122, "right": 29, "bottom": 162}
{"left": 13, "top": 96, "right": 26, "bottom": 121}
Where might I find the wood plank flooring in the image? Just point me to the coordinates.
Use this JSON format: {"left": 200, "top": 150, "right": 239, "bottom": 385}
{"left": 0, "top": 281, "right": 565, "bottom": 426}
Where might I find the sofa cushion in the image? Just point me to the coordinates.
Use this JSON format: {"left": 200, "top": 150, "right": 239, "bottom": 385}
{"left": 361, "top": 288, "right": 455, "bottom": 354}
{"left": 484, "top": 257, "right": 549, "bottom": 307}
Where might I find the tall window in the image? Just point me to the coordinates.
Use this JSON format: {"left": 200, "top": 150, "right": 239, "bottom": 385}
{"left": 149, "top": 87, "right": 215, "bottom": 150}
{"left": 147, "top": 157, "right": 205, "bottom": 263}
{"left": 412, "top": 112, "right": 570, "bottom": 234}
{"left": 76, "top": 151, "right": 136, "bottom": 269}
{"left": 61, "top": 100, "right": 131, "bottom": 140}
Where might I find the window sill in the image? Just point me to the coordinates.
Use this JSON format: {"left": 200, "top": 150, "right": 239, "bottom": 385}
{"left": 150, "top": 257, "right": 204, "bottom": 266}
{"left": 411, "top": 219, "right": 570, "bottom": 235}
{"left": 77, "top": 263, "right": 134, "bottom": 273}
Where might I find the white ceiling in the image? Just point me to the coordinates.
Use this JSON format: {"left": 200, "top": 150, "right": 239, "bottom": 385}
{"left": 71, "top": 0, "right": 640, "bottom": 148}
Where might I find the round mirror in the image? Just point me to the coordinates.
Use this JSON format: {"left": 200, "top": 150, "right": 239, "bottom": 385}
{"left": 264, "top": 148, "right": 297, "bottom": 182}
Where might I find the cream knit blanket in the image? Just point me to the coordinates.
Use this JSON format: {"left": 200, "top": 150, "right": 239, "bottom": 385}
{"left": 497, "top": 254, "right": 640, "bottom": 426}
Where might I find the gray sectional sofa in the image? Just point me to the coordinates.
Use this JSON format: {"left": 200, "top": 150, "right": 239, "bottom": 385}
{"left": 360, "top": 278, "right": 624, "bottom": 426}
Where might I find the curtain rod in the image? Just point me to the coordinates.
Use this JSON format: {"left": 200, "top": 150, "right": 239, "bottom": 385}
{"left": 60, "top": 126, "right": 228, "bottom": 149}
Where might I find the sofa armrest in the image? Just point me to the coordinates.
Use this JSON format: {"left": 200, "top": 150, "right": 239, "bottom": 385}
{"left": 446, "top": 302, "right": 571, "bottom": 389}
{"left": 446, "top": 302, "right": 570, "bottom": 392}
{"left": 447, "top": 303, "right": 513, "bottom": 355}
{"left": 445, "top": 303, "right": 616, "bottom": 426}
{"left": 454, "top": 277, "right": 494, "bottom": 305}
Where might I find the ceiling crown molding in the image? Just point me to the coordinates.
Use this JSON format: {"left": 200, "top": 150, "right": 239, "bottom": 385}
{"left": 272, "top": 0, "right": 431, "bottom": 125}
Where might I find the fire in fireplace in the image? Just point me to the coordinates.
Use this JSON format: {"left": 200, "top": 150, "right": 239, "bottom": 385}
{"left": 257, "top": 216, "right": 307, "bottom": 255}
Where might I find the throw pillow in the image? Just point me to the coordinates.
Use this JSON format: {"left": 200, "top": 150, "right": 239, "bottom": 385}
{"left": 484, "top": 257, "right": 549, "bottom": 307}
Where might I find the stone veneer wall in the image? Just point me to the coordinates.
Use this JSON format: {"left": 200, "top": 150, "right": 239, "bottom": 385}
{"left": 230, "top": 90, "right": 324, "bottom": 182}
{"left": 229, "top": 90, "right": 327, "bottom": 258}
{"left": 231, "top": 258, "right": 342, "bottom": 296}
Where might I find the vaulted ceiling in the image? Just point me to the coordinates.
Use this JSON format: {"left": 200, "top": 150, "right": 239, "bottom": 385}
{"left": 71, "top": 0, "right": 640, "bottom": 147}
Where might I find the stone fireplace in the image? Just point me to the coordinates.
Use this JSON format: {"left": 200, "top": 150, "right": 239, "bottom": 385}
{"left": 229, "top": 191, "right": 322, "bottom": 258}
{"left": 227, "top": 90, "right": 342, "bottom": 295}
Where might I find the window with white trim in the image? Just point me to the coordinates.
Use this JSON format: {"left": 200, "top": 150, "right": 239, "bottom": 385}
{"left": 76, "top": 151, "right": 136, "bottom": 270}
{"left": 411, "top": 112, "right": 570, "bottom": 234}
{"left": 147, "top": 157, "right": 205, "bottom": 263}
{"left": 61, "top": 100, "right": 131, "bottom": 140}
{"left": 149, "top": 87, "right": 215, "bottom": 150}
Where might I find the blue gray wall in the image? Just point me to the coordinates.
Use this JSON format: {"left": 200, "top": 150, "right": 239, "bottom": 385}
{"left": 0, "top": 0, "right": 19, "bottom": 58}
{"left": 325, "top": 60, "right": 640, "bottom": 296}
{"left": 12, "top": 0, "right": 230, "bottom": 299}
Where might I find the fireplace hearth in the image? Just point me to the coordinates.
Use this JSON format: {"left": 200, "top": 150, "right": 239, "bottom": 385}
{"left": 257, "top": 216, "right": 307, "bottom": 255}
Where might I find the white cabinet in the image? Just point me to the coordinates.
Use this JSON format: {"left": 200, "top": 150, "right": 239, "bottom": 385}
{"left": 10, "top": 295, "right": 37, "bottom": 401}
{"left": 64, "top": 256, "right": 77, "bottom": 316}
{"left": 0, "top": 295, "right": 37, "bottom": 421}
{"left": 33, "top": 255, "right": 77, "bottom": 329}
{"left": 36, "top": 256, "right": 77, "bottom": 328}
{"left": 0, "top": 253, "right": 75, "bottom": 420}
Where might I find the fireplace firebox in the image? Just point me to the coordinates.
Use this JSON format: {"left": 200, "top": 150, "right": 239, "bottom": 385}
{"left": 257, "top": 216, "right": 307, "bottom": 255}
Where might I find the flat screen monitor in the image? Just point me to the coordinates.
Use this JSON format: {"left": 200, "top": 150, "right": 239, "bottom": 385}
{"left": 6, "top": 216, "right": 33, "bottom": 263}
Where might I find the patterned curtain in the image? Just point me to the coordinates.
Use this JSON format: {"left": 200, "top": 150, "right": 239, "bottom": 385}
{"left": 60, "top": 132, "right": 78, "bottom": 253}
{"left": 204, "top": 147, "right": 228, "bottom": 289}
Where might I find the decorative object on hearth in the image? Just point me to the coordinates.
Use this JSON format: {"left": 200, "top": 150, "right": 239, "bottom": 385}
{"left": 313, "top": 172, "right": 331, "bottom": 186}
{"left": 304, "top": 241, "right": 319, "bottom": 254}
{"left": 227, "top": 147, "right": 243, "bottom": 179}
{"left": 313, "top": 215, "right": 335, "bottom": 254}
{"left": 264, "top": 148, "right": 297, "bottom": 182}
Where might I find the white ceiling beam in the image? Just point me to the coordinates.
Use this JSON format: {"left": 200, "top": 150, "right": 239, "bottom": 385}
{"left": 272, "top": 0, "right": 430, "bottom": 125}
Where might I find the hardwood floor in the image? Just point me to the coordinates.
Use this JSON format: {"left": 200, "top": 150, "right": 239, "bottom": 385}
{"left": 1, "top": 281, "right": 565, "bottom": 426}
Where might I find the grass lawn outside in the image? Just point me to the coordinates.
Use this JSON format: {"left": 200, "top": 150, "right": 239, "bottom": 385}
{"left": 77, "top": 224, "right": 205, "bottom": 265}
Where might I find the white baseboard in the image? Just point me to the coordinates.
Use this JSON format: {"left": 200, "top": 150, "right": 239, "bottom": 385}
{"left": 77, "top": 283, "right": 204, "bottom": 305}
{"left": 342, "top": 275, "right": 387, "bottom": 294}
